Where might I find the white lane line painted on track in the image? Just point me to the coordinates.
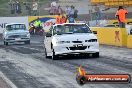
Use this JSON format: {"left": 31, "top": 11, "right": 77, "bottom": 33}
{"left": 0, "top": 71, "right": 17, "bottom": 88}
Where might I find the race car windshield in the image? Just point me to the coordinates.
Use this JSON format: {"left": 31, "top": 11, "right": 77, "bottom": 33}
{"left": 54, "top": 24, "right": 92, "bottom": 35}
{"left": 6, "top": 24, "right": 26, "bottom": 31}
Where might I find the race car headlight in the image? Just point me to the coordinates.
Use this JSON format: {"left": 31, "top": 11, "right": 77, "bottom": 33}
{"left": 26, "top": 33, "right": 30, "bottom": 38}
{"left": 56, "top": 41, "right": 70, "bottom": 44}
{"left": 85, "top": 39, "right": 97, "bottom": 42}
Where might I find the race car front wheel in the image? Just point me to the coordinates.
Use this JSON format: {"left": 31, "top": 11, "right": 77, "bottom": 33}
{"left": 52, "top": 49, "right": 59, "bottom": 60}
{"left": 4, "top": 41, "right": 8, "bottom": 46}
{"left": 44, "top": 48, "right": 50, "bottom": 58}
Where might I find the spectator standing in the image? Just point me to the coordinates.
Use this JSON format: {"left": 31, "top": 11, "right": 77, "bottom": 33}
{"left": 56, "top": 14, "right": 61, "bottom": 24}
{"left": 50, "top": 1, "right": 58, "bottom": 15}
{"left": 15, "top": 0, "right": 21, "bottom": 14}
{"left": 57, "top": 5, "right": 63, "bottom": 15}
{"left": 74, "top": 9, "right": 78, "bottom": 19}
{"left": 61, "top": 15, "right": 67, "bottom": 24}
{"left": 54, "top": 6, "right": 58, "bottom": 15}
{"left": 69, "top": 5, "right": 75, "bottom": 18}
{"left": 49, "top": 5, "right": 54, "bottom": 15}
{"left": 67, "top": 15, "right": 75, "bottom": 23}
{"left": 24, "top": 2, "right": 31, "bottom": 16}
{"left": 32, "top": 0, "right": 38, "bottom": 16}
{"left": 9, "top": 0, "right": 15, "bottom": 14}
{"left": 65, "top": 5, "right": 70, "bottom": 18}
{"left": 115, "top": 6, "right": 128, "bottom": 28}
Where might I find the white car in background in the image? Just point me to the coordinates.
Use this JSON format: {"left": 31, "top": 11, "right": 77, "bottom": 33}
{"left": 44, "top": 23, "right": 99, "bottom": 60}
{"left": 3, "top": 23, "right": 30, "bottom": 45}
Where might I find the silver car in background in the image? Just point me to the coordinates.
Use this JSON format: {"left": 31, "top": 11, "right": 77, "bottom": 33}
{"left": 3, "top": 23, "right": 30, "bottom": 45}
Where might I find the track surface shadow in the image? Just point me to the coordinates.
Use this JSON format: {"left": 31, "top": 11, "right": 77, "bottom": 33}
{"left": 46, "top": 54, "right": 99, "bottom": 60}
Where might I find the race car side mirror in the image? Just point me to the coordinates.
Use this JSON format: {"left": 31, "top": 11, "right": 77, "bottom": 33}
{"left": 46, "top": 33, "right": 52, "bottom": 37}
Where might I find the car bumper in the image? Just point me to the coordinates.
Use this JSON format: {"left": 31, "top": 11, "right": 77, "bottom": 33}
{"left": 5, "top": 38, "right": 30, "bottom": 42}
{"left": 53, "top": 43, "right": 99, "bottom": 55}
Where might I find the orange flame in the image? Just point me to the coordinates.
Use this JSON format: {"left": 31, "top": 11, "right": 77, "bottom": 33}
{"left": 78, "top": 66, "right": 86, "bottom": 76}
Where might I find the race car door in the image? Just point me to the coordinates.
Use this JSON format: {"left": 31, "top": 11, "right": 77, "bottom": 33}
{"left": 44, "top": 27, "right": 52, "bottom": 54}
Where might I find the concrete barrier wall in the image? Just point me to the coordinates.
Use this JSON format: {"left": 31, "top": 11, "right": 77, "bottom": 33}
{"left": 127, "top": 35, "right": 132, "bottom": 48}
{"left": 91, "top": 27, "right": 127, "bottom": 47}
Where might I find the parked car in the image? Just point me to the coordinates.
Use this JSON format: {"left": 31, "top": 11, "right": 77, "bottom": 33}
{"left": 44, "top": 23, "right": 99, "bottom": 60}
{"left": 3, "top": 23, "right": 30, "bottom": 45}
{"left": 112, "top": 22, "right": 132, "bottom": 35}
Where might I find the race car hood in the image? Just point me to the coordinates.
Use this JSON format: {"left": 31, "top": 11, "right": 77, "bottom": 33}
{"left": 53, "top": 33, "right": 97, "bottom": 42}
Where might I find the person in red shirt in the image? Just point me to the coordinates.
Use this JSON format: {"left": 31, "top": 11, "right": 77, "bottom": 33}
{"left": 115, "top": 6, "right": 128, "bottom": 28}
{"left": 61, "top": 15, "right": 67, "bottom": 24}
{"left": 56, "top": 13, "right": 61, "bottom": 24}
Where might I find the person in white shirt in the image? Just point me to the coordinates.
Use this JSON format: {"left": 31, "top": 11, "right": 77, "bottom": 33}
{"left": 65, "top": 5, "right": 70, "bottom": 18}
{"left": 32, "top": 0, "right": 38, "bottom": 16}
{"left": 69, "top": 5, "right": 75, "bottom": 17}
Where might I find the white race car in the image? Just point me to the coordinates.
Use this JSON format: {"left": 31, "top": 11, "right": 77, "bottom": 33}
{"left": 3, "top": 23, "right": 30, "bottom": 45}
{"left": 44, "top": 23, "right": 99, "bottom": 60}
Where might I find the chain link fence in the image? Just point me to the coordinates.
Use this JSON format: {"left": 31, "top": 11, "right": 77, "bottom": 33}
{"left": 0, "top": 0, "right": 57, "bottom": 17}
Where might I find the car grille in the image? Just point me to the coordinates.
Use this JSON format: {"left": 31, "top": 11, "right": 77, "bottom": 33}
{"left": 8, "top": 35, "right": 27, "bottom": 38}
{"left": 72, "top": 41, "right": 82, "bottom": 43}
{"left": 69, "top": 46, "right": 87, "bottom": 50}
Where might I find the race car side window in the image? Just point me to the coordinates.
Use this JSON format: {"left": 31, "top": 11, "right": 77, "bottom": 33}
{"left": 53, "top": 26, "right": 64, "bottom": 35}
{"left": 53, "top": 26, "right": 57, "bottom": 35}
{"left": 6, "top": 25, "right": 14, "bottom": 31}
{"left": 49, "top": 26, "right": 52, "bottom": 34}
